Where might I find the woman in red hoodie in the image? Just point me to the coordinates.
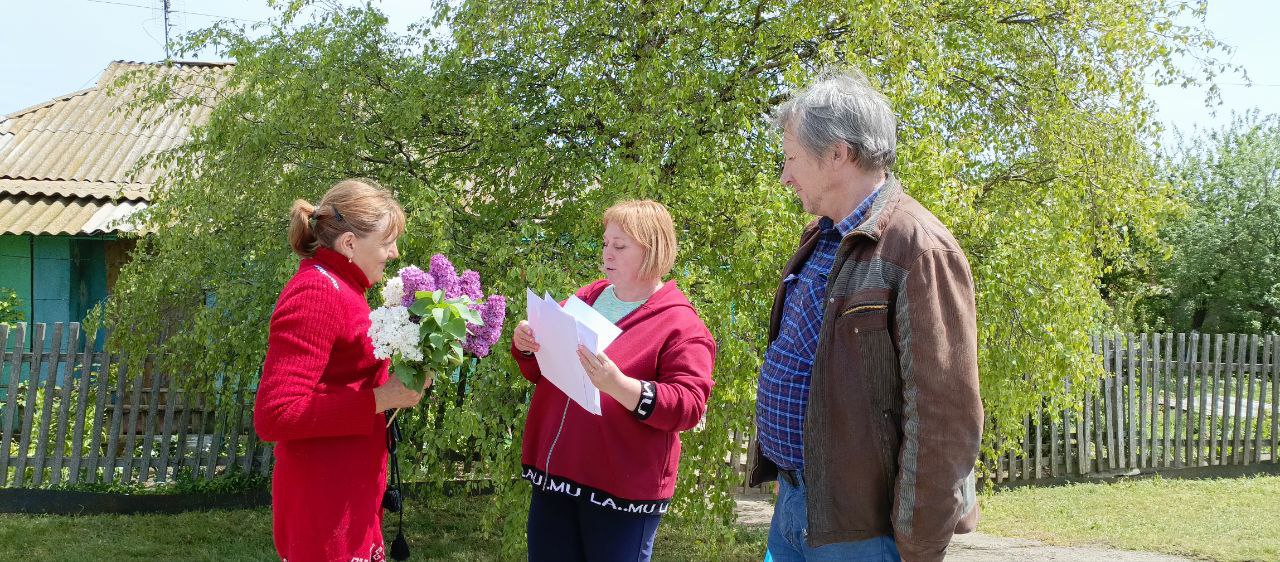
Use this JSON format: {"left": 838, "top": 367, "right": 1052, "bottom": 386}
{"left": 254, "top": 179, "right": 427, "bottom": 562}
{"left": 512, "top": 199, "right": 717, "bottom": 562}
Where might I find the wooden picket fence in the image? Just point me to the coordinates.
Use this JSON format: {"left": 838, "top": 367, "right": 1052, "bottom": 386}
{"left": 0, "top": 322, "right": 271, "bottom": 488}
{"left": 4, "top": 322, "right": 1275, "bottom": 490}
{"left": 992, "top": 333, "right": 1279, "bottom": 483}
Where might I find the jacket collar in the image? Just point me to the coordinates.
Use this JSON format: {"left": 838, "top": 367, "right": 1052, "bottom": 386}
{"left": 848, "top": 174, "right": 902, "bottom": 241}
{"left": 797, "top": 173, "right": 903, "bottom": 245}
{"left": 308, "top": 247, "right": 373, "bottom": 291}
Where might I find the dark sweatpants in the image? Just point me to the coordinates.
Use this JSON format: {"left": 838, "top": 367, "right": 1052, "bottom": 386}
{"left": 527, "top": 487, "right": 663, "bottom": 562}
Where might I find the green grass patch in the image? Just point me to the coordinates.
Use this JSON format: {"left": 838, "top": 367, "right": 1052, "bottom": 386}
{"left": 0, "top": 492, "right": 766, "bottom": 561}
{"left": 979, "top": 474, "right": 1280, "bottom": 561}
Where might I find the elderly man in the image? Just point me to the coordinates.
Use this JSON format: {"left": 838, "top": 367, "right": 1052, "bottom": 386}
{"left": 749, "top": 69, "right": 983, "bottom": 562}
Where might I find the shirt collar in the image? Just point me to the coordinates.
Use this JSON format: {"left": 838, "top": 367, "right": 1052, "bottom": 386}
{"left": 823, "top": 179, "right": 886, "bottom": 238}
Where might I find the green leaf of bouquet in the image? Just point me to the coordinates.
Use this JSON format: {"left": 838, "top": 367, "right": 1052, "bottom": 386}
{"left": 431, "top": 307, "right": 446, "bottom": 327}
{"left": 444, "top": 317, "right": 467, "bottom": 339}
{"left": 408, "top": 300, "right": 431, "bottom": 317}
{"left": 431, "top": 346, "right": 448, "bottom": 365}
{"left": 429, "top": 332, "right": 444, "bottom": 348}
{"left": 453, "top": 303, "right": 482, "bottom": 325}
{"left": 408, "top": 368, "right": 426, "bottom": 391}
{"left": 393, "top": 359, "right": 422, "bottom": 389}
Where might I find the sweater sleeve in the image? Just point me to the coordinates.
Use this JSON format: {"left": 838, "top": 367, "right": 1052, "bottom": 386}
{"left": 254, "top": 277, "right": 377, "bottom": 442}
{"left": 511, "top": 341, "right": 542, "bottom": 383}
{"left": 635, "top": 334, "right": 716, "bottom": 433}
{"left": 891, "top": 248, "right": 983, "bottom": 562}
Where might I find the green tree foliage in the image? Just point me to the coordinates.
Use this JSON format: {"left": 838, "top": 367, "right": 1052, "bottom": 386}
{"left": 1138, "top": 112, "right": 1280, "bottom": 333}
{"left": 104, "top": 0, "right": 1223, "bottom": 551}
{"left": 0, "top": 288, "right": 22, "bottom": 324}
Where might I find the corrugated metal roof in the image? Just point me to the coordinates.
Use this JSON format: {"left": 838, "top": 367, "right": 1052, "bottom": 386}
{"left": 0, "top": 193, "right": 146, "bottom": 235}
{"left": 0, "top": 60, "right": 228, "bottom": 236}
{"left": 0, "top": 178, "right": 148, "bottom": 199}
{"left": 0, "top": 61, "right": 230, "bottom": 185}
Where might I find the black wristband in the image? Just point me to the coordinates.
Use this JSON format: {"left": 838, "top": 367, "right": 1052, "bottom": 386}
{"left": 634, "top": 380, "right": 656, "bottom": 420}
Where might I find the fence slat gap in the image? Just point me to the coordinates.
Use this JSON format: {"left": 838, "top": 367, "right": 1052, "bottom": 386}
{"left": 103, "top": 359, "right": 130, "bottom": 485}
{"left": 1196, "top": 333, "right": 1209, "bottom": 467}
{"left": 1243, "top": 334, "right": 1258, "bottom": 464}
{"left": 0, "top": 323, "right": 26, "bottom": 487}
{"left": 49, "top": 323, "right": 81, "bottom": 486}
{"left": 68, "top": 327, "right": 98, "bottom": 485}
{"left": 1127, "top": 333, "right": 1138, "bottom": 469}
{"left": 137, "top": 359, "right": 163, "bottom": 485}
{"left": 15, "top": 323, "right": 49, "bottom": 487}
{"left": 1233, "top": 334, "right": 1248, "bottom": 465}
{"left": 155, "top": 370, "right": 178, "bottom": 485}
{"left": 1254, "top": 335, "right": 1270, "bottom": 462}
{"left": 120, "top": 361, "right": 146, "bottom": 484}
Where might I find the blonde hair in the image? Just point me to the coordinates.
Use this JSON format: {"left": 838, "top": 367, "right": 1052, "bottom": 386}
{"left": 288, "top": 178, "right": 406, "bottom": 258}
{"left": 603, "top": 199, "right": 678, "bottom": 280}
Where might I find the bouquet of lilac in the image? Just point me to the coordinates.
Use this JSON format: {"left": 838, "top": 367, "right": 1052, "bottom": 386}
{"left": 368, "top": 254, "right": 507, "bottom": 396}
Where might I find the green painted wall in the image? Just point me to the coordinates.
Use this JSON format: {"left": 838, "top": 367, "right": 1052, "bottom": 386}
{"left": 1, "top": 235, "right": 110, "bottom": 396}
{"left": 71, "top": 239, "right": 108, "bottom": 324}
{"left": 0, "top": 235, "right": 110, "bottom": 328}
{"left": 33, "top": 237, "right": 72, "bottom": 328}
{"left": 0, "top": 235, "right": 33, "bottom": 416}
{"left": 0, "top": 235, "right": 33, "bottom": 323}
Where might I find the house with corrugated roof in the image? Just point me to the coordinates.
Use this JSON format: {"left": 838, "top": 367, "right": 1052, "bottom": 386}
{"left": 0, "top": 60, "right": 231, "bottom": 326}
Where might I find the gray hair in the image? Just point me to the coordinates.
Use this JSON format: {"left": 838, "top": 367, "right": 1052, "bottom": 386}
{"left": 773, "top": 69, "right": 897, "bottom": 171}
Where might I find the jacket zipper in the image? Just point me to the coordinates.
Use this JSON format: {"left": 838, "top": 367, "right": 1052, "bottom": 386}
{"left": 840, "top": 303, "right": 888, "bottom": 317}
{"left": 541, "top": 397, "right": 572, "bottom": 491}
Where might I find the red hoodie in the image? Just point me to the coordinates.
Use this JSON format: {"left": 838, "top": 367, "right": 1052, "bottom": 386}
{"left": 254, "top": 247, "right": 388, "bottom": 562}
{"left": 513, "top": 279, "right": 716, "bottom": 514}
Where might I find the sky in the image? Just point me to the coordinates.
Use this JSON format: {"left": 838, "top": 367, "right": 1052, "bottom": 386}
{"left": 1, "top": 0, "right": 1277, "bottom": 150}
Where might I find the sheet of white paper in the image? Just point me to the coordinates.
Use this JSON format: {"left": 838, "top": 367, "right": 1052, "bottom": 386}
{"left": 525, "top": 290, "right": 610, "bottom": 415}
{"left": 563, "top": 295, "right": 623, "bottom": 353}
{"left": 525, "top": 288, "right": 542, "bottom": 325}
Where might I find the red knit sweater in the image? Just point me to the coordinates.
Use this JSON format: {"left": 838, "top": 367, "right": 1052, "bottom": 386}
{"left": 513, "top": 280, "right": 716, "bottom": 513}
{"left": 255, "top": 248, "right": 388, "bottom": 562}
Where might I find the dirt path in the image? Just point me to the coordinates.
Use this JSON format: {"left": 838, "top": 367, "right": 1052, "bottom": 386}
{"left": 734, "top": 495, "right": 1195, "bottom": 561}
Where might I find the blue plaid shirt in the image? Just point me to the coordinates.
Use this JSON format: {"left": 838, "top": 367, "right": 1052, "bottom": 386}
{"left": 756, "top": 187, "right": 881, "bottom": 470}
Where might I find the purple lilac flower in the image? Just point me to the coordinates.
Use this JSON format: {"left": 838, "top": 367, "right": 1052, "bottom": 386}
{"left": 482, "top": 294, "right": 507, "bottom": 329}
{"left": 458, "top": 270, "right": 483, "bottom": 301}
{"left": 428, "top": 254, "right": 460, "bottom": 299}
{"left": 464, "top": 295, "right": 507, "bottom": 357}
{"left": 399, "top": 266, "right": 430, "bottom": 307}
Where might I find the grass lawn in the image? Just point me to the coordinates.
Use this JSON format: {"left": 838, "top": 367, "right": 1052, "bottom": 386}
{"left": 979, "top": 474, "right": 1280, "bottom": 561}
{"left": 0, "top": 492, "right": 767, "bottom": 561}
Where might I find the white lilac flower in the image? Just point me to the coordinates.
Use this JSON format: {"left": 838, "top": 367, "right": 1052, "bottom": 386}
{"left": 368, "top": 305, "right": 421, "bottom": 361}
{"left": 380, "top": 277, "right": 405, "bottom": 308}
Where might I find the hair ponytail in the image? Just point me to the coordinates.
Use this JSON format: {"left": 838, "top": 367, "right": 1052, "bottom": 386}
{"left": 285, "top": 179, "right": 405, "bottom": 259}
{"left": 289, "top": 199, "right": 319, "bottom": 257}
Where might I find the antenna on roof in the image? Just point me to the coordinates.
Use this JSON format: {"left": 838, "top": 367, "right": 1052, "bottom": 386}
{"left": 162, "top": 0, "right": 172, "bottom": 61}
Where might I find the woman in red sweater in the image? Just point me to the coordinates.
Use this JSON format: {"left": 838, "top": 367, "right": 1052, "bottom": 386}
{"left": 255, "top": 179, "right": 426, "bottom": 562}
{"left": 512, "top": 200, "right": 717, "bottom": 562}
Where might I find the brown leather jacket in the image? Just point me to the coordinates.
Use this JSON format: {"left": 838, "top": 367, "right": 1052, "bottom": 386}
{"left": 749, "top": 177, "right": 983, "bottom": 562}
